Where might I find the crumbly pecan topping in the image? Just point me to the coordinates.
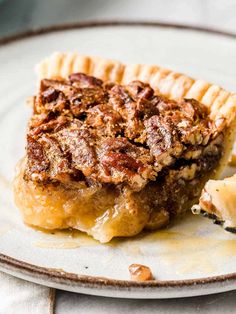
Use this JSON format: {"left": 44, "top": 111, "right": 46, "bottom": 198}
{"left": 25, "top": 73, "right": 224, "bottom": 191}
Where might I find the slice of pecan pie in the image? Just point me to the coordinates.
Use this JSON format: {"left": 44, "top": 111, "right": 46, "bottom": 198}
{"left": 14, "top": 53, "right": 236, "bottom": 243}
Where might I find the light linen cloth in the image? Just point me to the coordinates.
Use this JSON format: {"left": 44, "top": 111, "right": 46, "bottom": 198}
{"left": 0, "top": 272, "right": 55, "bottom": 314}
{"left": 56, "top": 290, "right": 236, "bottom": 314}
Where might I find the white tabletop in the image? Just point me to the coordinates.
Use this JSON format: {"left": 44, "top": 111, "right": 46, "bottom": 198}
{"left": 0, "top": 0, "right": 236, "bottom": 313}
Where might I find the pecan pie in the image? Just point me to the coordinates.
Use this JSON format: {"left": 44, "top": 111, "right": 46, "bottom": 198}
{"left": 14, "top": 53, "right": 236, "bottom": 243}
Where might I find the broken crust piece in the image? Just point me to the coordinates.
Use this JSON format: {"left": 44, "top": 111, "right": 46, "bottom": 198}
{"left": 192, "top": 174, "right": 236, "bottom": 232}
{"left": 13, "top": 52, "right": 236, "bottom": 243}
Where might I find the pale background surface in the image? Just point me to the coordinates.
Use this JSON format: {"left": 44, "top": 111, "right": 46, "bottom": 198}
{"left": 0, "top": 0, "right": 236, "bottom": 313}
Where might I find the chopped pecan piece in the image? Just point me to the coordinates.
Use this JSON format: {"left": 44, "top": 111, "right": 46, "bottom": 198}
{"left": 98, "top": 138, "right": 156, "bottom": 190}
{"left": 69, "top": 72, "right": 103, "bottom": 88}
{"left": 129, "top": 264, "right": 154, "bottom": 281}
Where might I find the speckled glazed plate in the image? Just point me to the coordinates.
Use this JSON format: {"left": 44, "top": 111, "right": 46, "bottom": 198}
{"left": 1, "top": 22, "right": 236, "bottom": 299}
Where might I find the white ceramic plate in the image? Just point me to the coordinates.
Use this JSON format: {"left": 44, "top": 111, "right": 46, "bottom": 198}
{"left": 0, "top": 22, "right": 236, "bottom": 299}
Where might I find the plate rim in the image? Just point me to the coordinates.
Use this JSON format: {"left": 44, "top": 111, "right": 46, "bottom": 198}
{"left": 1, "top": 20, "right": 236, "bottom": 292}
{"left": 1, "top": 253, "right": 236, "bottom": 289}
{"left": 0, "top": 20, "right": 236, "bottom": 46}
